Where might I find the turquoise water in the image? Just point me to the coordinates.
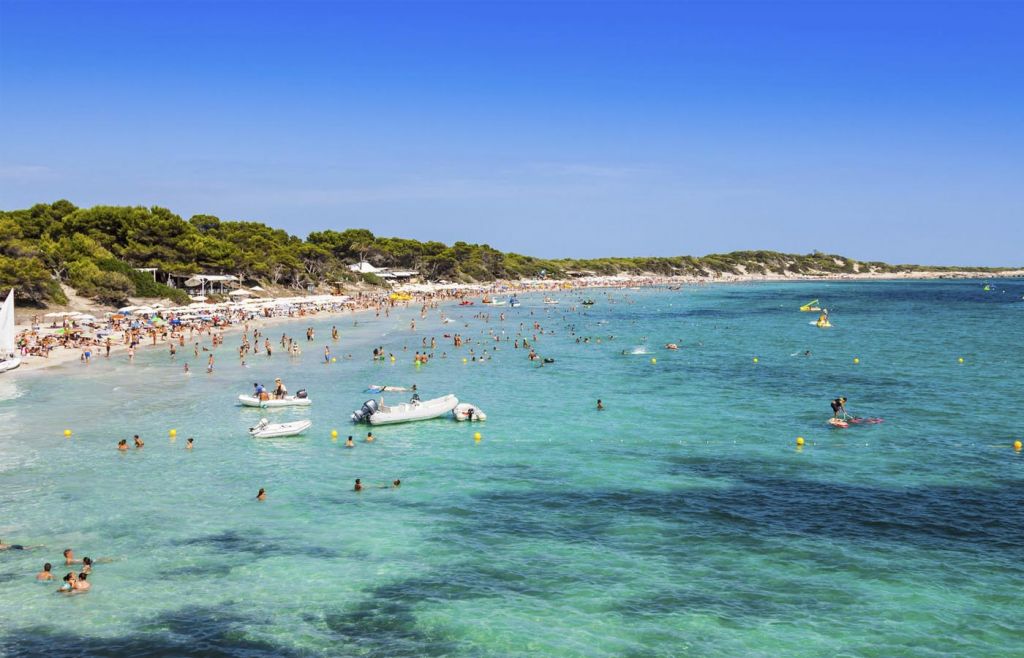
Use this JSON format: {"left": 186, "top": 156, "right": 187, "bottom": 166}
{"left": 2, "top": 280, "right": 1023, "bottom": 657}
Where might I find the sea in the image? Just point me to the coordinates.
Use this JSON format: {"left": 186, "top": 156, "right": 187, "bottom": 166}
{"left": 1, "top": 279, "right": 1022, "bottom": 657}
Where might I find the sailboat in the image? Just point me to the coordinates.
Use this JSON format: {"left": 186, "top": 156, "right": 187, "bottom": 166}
{"left": 0, "top": 289, "right": 22, "bottom": 373}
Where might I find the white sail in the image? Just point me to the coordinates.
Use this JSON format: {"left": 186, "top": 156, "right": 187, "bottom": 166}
{"left": 0, "top": 289, "right": 15, "bottom": 354}
{"left": 0, "top": 289, "right": 20, "bottom": 372}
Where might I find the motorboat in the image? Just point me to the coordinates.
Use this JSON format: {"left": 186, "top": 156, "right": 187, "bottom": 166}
{"left": 351, "top": 394, "right": 459, "bottom": 425}
{"left": 482, "top": 298, "right": 506, "bottom": 306}
{"left": 508, "top": 297, "right": 521, "bottom": 308}
{"left": 249, "top": 418, "right": 312, "bottom": 438}
{"left": 581, "top": 299, "right": 595, "bottom": 306}
{"left": 543, "top": 297, "right": 559, "bottom": 305}
{"left": 0, "top": 289, "right": 21, "bottom": 374}
{"left": 238, "top": 391, "right": 311, "bottom": 408}
{"left": 453, "top": 402, "right": 487, "bottom": 421}
{"left": 458, "top": 300, "right": 474, "bottom": 306}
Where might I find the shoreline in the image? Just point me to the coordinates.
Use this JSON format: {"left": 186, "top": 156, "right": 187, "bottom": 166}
{"left": 7, "top": 270, "right": 1020, "bottom": 377}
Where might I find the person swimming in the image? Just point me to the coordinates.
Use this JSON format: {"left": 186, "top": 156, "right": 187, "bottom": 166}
{"left": 256, "top": 488, "right": 266, "bottom": 501}
{"left": 186, "top": 438, "right": 194, "bottom": 449}
{"left": 597, "top": 399, "right": 604, "bottom": 410}
{"left": 36, "top": 562, "right": 54, "bottom": 580}
{"left": 1, "top": 538, "right": 44, "bottom": 551}
{"left": 345, "top": 436, "right": 355, "bottom": 448}
{"left": 354, "top": 478, "right": 363, "bottom": 492}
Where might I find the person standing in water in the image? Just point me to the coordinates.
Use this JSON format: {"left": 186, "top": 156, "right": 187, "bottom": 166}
{"left": 831, "top": 397, "right": 847, "bottom": 418}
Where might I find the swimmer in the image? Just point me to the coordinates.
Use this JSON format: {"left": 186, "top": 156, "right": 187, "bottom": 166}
{"left": 365, "top": 432, "right": 375, "bottom": 443}
{"left": 58, "top": 572, "right": 76, "bottom": 593}
{"left": 134, "top": 435, "right": 144, "bottom": 448}
{"left": 597, "top": 399, "right": 604, "bottom": 411}
{"left": 1, "top": 539, "right": 44, "bottom": 551}
{"left": 63, "top": 548, "right": 81, "bottom": 565}
{"left": 392, "top": 479, "right": 401, "bottom": 488}
{"left": 36, "top": 562, "right": 54, "bottom": 581}
{"left": 186, "top": 437, "right": 194, "bottom": 449}
{"left": 256, "top": 488, "right": 266, "bottom": 501}
{"left": 354, "top": 478, "right": 363, "bottom": 492}
{"left": 345, "top": 436, "right": 355, "bottom": 448}
{"left": 117, "top": 439, "right": 128, "bottom": 451}
{"left": 74, "top": 572, "right": 91, "bottom": 591}
{"left": 82, "top": 557, "right": 93, "bottom": 574}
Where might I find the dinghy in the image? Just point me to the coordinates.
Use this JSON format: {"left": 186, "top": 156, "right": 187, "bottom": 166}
{"left": 453, "top": 403, "right": 487, "bottom": 421}
{"left": 238, "top": 392, "right": 311, "bottom": 408}
{"left": 351, "top": 394, "right": 459, "bottom": 425}
{"left": 0, "top": 289, "right": 21, "bottom": 374}
{"left": 249, "top": 418, "right": 312, "bottom": 438}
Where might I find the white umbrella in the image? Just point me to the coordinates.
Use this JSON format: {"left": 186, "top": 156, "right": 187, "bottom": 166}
{"left": 228, "top": 289, "right": 253, "bottom": 297}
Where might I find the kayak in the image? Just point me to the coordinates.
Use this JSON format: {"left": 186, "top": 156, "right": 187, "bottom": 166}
{"left": 249, "top": 418, "right": 312, "bottom": 438}
{"left": 238, "top": 394, "right": 312, "bottom": 408}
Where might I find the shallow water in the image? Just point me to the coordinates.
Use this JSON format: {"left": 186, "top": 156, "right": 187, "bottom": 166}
{"left": 2, "top": 280, "right": 1023, "bottom": 657}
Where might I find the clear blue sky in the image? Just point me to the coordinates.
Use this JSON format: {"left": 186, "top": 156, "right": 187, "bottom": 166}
{"left": 1, "top": 1, "right": 1021, "bottom": 265}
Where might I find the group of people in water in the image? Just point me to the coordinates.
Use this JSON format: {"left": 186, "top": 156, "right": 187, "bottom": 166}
{"left": 0, "top": 542, "right": 101, "bottom": 594}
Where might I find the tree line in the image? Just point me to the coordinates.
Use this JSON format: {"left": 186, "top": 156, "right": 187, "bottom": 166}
{"left": 0, "top": 200, "right": 1002, "bottom": 306}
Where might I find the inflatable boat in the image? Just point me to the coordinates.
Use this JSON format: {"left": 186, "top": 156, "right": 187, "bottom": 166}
{"left": 238, "top": 392, "right": 311, "bottom": 408}
{"left": 249, "top": 418, "right": 312, "bottom": 438}
{"left": 351, "top": 394, "right": 459, "bottom": 425}
{"left": 453, "top": 402, "right": 487, "bottom": 421}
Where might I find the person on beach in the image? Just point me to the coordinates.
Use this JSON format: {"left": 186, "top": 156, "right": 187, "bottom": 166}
{"left": 831, "top": 397, "right": 847, "bottom": 418}
{"left": 257, "top": 488, "right": 266, "bottom": 501}
{"left": 36, "top": 563, "right": 54, "bottom": 581}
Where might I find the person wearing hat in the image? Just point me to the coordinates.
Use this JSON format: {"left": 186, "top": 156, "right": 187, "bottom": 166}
{"left": 273, "top": 378, "right": 287, "bottom": 399}
{"left": 831, "top": 397, "right": 847, "bottom": 418}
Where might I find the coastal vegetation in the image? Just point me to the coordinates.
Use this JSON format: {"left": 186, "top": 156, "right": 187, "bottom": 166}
{"left": 0, "top": 200, "right": 1013, "bottom": 306}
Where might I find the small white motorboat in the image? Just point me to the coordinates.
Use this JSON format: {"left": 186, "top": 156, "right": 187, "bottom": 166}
{"left": 352, "top": 394, "right": 459, "bottom": 425}
{"left": 508, "top": 297, "right": 521, "bottom": 308}
{"left": 482, "top": 299, "right": 506, "bottom": 306}
{"left": 238, "top": 393, "right": 311, "bottom": 408}
{"left": 453, "top": 403, "right": 487, "bottom": 422}
{"left": 249, "top": 418, "right": 312, "bottom": 438}
{"left": 543, "top": 297, "right": 559, "bottom": 305}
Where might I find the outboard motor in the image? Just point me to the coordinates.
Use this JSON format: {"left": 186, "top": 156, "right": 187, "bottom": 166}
{"left": 351, "top": 399, "right": 379, "bottom": 423}
{"left": 295, "top": 389, "right": 308, "bottom": 399}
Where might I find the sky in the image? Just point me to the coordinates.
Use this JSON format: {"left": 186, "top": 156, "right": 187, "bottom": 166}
{"left": 1, "top": 0, "right": 1021, "bottom": 265}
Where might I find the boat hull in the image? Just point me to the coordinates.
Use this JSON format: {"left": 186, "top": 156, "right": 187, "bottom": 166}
{"left": 238, "top": 394, "right": 312, "bottom": 408}
{"left": 368, "top": 394, "right": 459, "bottom": 425}
{"left": 250, "top": 419, "right": 313, "bottom": 438}
{"left": 0, "top": 357, "right": 21, "bottom": 373}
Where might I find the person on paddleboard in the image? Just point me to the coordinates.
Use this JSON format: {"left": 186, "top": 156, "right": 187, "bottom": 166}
{"left": 831, "top": 397, "right": 847, "bottom": 418}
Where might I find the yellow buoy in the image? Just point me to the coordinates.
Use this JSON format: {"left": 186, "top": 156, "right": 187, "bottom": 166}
{"left": 474, "top": 432, "right": 482, "bottom": 442}
{"left": 1014, "top": 440, "right": 1022, "bottom": 452}
{"left": 650, "top": 357, "right": 657, "bottom": 364}
{"left": 796, "top": 436, "right": 805, "bottom": 446}
{"left": 331, "top": 357, "right": 336, "bottom": 363}
{"left": 853, "top": 357, "right": 860, "bottom": 364}
{"left": 958, "top": 357, "right": 964, "bottom": 364}
{"left": 462, "top": 357, "right": 468, "bottom": 364}
{"left": 63, "top": 429, "right": 72, "bottom": 438}
{"left": 753, "top": 357, "right": 759, "bottom": 363}
{"left": 331, "top": 429, "right": 338, "bottom": 439}
{"left": 169, "top": 429, "right": 177, "bottom": 438}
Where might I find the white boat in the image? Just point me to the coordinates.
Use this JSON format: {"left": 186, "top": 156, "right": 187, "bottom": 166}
{"left": 543, "top": 297, "right": 559, "bottom": 305}
{"left": 0, "top": 289, "right": 21, "bottom": 374}
{"left": 509, "top": 297, "right": 521, "bottom": 308}
{"left": 238, "top": 393, "right": 311, "bottom": 408}
{"left": 249, "top": 418, "right": 312, "bottom": 438}
{"left": 453, "top": 402, "right": 487, "bottom": 421}
{"left": 482, "top": 299, "right": 506, "bottom": 306}
{"left": 352, "top": 394, "right": 459, "bottom": 425}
